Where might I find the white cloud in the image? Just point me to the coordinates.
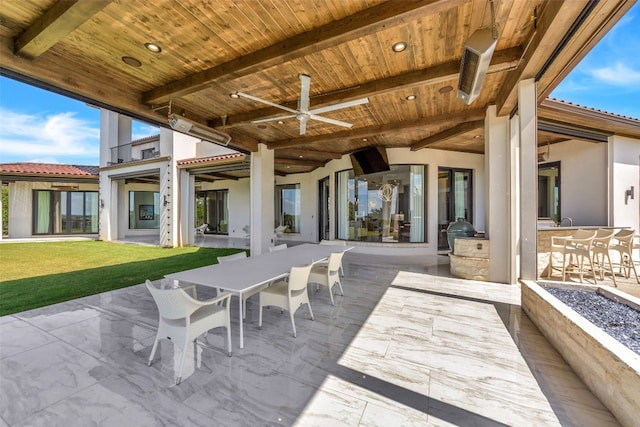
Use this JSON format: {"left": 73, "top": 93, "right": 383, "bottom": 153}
{"left": 590, "top": 62, "right": 640, "bottom": 87}
{"left": 0, "top": 108, "right": 99, "bottom": 162}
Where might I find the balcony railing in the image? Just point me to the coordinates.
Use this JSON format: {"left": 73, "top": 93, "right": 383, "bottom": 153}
{"left": 108, "top": 141, "right": 160, "bottom": 165}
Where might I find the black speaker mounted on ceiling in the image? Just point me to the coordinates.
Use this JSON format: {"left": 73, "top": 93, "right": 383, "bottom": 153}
{"left": 350, "top": 147, "right": 390, "bottom": 176}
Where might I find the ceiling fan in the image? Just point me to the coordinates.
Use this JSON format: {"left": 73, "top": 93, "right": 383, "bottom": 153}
{"left": 236, "top": 74, "right": 368, "bottom": 135}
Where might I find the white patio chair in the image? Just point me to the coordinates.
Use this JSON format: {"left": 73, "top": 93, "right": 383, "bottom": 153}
{"left": 194, "top": 223, "right": 208, "bottom": 243}
{"left": 307, "top": 251, "right": 345, "bottom": 305}
{"left": 274, "top": 225, "right": 288, "bottom": 244}
{"left": 258, "top": 264, "right": 314, "bottom": 338}
{"left": 145, "top": 280, "right": 231, "bottom": 385}
{"left": 590, "top": 228, "right": 617, "bottom": 286}
{"left": 611, "top": 229, "right": 639, "bottom": 283}
{"left": 319, "top": 239, "right": 346, "bottom": 276}
{"left": 217, "top": 251, "right": 265, "bottom": 319}
{"left": 242, "top": 225, "right": 250, "bottom": 244}
{"left": 269, "top": 243, "right": 288, "bottom": 252}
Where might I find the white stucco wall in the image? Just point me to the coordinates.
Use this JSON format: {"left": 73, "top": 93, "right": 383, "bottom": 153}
{"left": 543, "top": 139, "right": 608, "bottom": 226}
{"left": 610, "top": 135, "right": 640, "bottom": 231}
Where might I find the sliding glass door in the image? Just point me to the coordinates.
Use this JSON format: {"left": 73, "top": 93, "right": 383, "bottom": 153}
{"left": 438, "top": 168, "right": 473, "bottom": 249}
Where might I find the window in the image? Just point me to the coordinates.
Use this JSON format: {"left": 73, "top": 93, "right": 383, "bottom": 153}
{"left": 336, "top": 165, "right": 425, "bottom": 243}
{"left": 275, "top": 184, "right": 300, "bottom": 233}
{"left": 538, "top": 161, "right": 560, "bottom": 222}
{"left": 33, "top": 190, "right": 98, "bottom": 235}
{"left": 129, "top": 191, "right": 159, "bottom": 229}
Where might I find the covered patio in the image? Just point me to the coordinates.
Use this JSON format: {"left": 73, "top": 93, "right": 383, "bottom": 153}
{"left": 0, "top": 252, "right": 622, "bottom": 426}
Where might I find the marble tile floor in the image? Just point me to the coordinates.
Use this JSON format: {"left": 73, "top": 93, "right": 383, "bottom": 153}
{"left": 0, "top": 252, "right": 622, "bottom": 426}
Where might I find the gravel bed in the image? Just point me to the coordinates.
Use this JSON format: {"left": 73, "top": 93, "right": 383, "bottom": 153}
{"left": 542, "top": 286, "right": 640, "bottom": 355}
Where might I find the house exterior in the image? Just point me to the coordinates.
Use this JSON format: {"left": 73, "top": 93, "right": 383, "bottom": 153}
{"left": 3, "top": 98, "right": 638, "bottom": 285}
{"left": 0, "top": 163, "right": 99, "bottom": 239}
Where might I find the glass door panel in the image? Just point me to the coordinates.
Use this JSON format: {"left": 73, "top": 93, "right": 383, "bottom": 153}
{"left": 438, "top": 168, "right": 473, "bottom": 249}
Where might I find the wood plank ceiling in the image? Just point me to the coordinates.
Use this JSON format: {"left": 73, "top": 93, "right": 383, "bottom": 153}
{"left": 0, "top": 0, "right": 635, "bottom": 175}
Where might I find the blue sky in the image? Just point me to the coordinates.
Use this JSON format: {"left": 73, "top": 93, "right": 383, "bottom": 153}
{"left": 0, "top": 2, "right": 638, "bottom": 165}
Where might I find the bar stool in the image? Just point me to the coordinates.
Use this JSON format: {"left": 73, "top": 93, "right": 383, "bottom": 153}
{"left": 562, "top": 230, "right": 598, "bottom": 284}
{"left": 611, "top": 229, "right": 639, "bottom": 284}
{"left": 590, "top": 228, "right": 617, "bottom": 286}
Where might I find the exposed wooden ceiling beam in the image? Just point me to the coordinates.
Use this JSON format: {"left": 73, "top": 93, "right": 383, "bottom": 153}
{"left": 14, "top": 0, "right": 112, "bottom": 59}
{"left": 142, "top": 0, "right": 469, "bottom": 105}
{"left": 206, "top": 172, "right": 240, "bottom": 181}
{"left": 410, "top": 120, "right": 484, "bottom": 151}
{"left": 275, "top": 158, "right": 326, "bottom": 167}
{"left": 495, "top": 0, "right": 588, "bottom": 116}
{"left": 275, "top": 148, "right": 343, "bottom": 160}
{"left": 268, "top": 108, "right": 486, "bottom": 149}
{"left": 218, "top": 47, "right": 521, "bottom": 128}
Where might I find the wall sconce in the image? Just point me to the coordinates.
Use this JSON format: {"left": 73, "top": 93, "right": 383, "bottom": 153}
{"left": 625, "top": 186, "right": 635, "bottom": 205}
{"left": 163, "top": 195, "right": 168, "bottom": 206}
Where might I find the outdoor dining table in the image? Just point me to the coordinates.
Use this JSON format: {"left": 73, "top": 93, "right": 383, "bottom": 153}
{"left": 164, "top": 243, "right": 351, "bottom": 348}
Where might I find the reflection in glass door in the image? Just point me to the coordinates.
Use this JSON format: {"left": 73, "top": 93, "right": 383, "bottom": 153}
{"left": 438, "top": 168, "right": 473, "bottom": 249}
{"left": 318, "top": 177, "right": 330, "bottom": 241}
{"left": 196, "top": 190, "right": 229, "bottom": 234}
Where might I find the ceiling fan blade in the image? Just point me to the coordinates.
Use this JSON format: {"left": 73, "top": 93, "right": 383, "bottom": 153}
{"left": 298, "top": 74, "right": 311, "bottom": 113}
{"left": 299, "top": 116, "right": 308, "bottom": 135}
{"left": 236, "top": 92, "right": 299, "bottom": 114}
{"left": 308, "top": 97, "right": 369, "bottom": 115}
{"left": 309, "top": 114, "right": 353, "bottom": 128}
{"left": 251, "top": 114, "right": 296, "bottom": 124}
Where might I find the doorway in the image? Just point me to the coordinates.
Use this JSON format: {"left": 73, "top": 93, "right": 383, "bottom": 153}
{"left": 196, "top": 190, "right": 229, "bottom": 234}
{"left": 438, "top": 168, "right": 473, "bottom": 249}
{"left": 318, "top": 176, "right": 330, "bottom": 241}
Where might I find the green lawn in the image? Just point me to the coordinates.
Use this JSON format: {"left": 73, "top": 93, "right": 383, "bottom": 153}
{"left": 0, "top": 241, "right": 246, "bottom": 316}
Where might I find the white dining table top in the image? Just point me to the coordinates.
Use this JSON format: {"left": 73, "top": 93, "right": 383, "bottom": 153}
{"left": 165, "top": 243, "right": 350, "bottom": 294}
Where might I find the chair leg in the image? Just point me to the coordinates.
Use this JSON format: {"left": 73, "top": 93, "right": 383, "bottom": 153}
{"left": 258, "top": 302, "right": 263, "bottom": 330}
{"left": 328, "top": 282, "right": 335, "bottom": 306}
{"left": 336, "top": 277, "right": 344, "bottom": 296}
{"left": 148, "top": 337, "right": 159, "bottom": 366}
{"left": 176, "top": 337, "right": 190, "bottom": 385}
{"left": 289, "top": 310, "right": 297, "bottom": 338}
{"left": 226, "top": 316, "right": 232, "bottom": 357}
{"left": 307, "top": 301, "right": 314, "bottom": 321}
{"left": 548, "top": 251, "right": 553, "bottom": 279}
{"left": 606, "top": 254, "right": 617, "bottom": 287}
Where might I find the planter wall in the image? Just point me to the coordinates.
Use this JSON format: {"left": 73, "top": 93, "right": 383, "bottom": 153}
{"left": 521, "top": 280, "right": 640, "bottom": 427}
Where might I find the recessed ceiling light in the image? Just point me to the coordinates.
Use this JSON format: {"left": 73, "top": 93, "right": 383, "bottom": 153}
{"left": 277, "top": 120, "right": 284, "bottom": 124}
{"left": 144, "top": 43, "right": 161, "bottom": 53}
{"left": 229, "top": 93, "right": 240, "bottom": 99}
{"left": 474, "top": 135, "right": 481, "bottom": 139}
{"left": 362, "top": 138, "right": 368, "bottom": 142}
{"left": 298, "top": 155, "right": 304, "bottom": 158}
{"left": 406, "top": 95, "right": 416, "bottom": 101}
{"left": 122, "top": 56, "right": 142, "bottom": 67}
{"left": 439, "top": 85, "right": 453, "bottom": 94}
{"left": 392, "top": 42, "right": 407, "bottom": 52}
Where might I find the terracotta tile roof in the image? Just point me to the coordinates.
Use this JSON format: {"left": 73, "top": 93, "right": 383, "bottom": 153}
{"left": 131, "top": 134, "right": 160, "bottom": 145}
{"left": 177, "top": 153, "right": 245, "bottom": 166}
{"left": 546, "top": 97, "right": 640, "bottom": 122}
{"left": 0, "top": 163, "right": 99, "bottom": 177}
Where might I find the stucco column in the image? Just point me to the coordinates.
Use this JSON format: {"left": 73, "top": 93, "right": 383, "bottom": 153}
{"left": 99, "top": 110, "right": 131, "bottom": 242}
{"left": 509, "top": 114, "right": 521, "bottom": 283}
{"left": 484, "top": 105, "right": 510, "bottom": 283}
{"left": 518, "top": 79, "right": 538, "bottom": 280}
{"left": 250, "top": 144, "right": 275, "bottom": 255}
{"left": 178, "top": 169, "right": 193, "bottom": 247}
